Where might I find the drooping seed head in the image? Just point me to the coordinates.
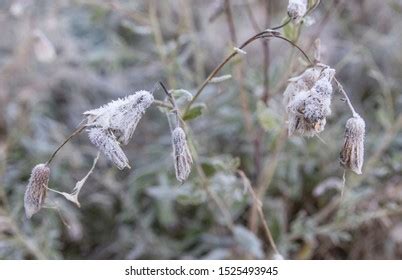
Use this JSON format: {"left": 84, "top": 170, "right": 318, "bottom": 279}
{"left": 285, "top": 65, "right": 336, "bottom": 137}
{"left": 287, "top": 0, "right": 307, "bottom": 23}
{"left": 84, "top": 90, "right": 154, "bottom": 145}
{"left": 171, "top": 127, "right": 193, "bottom": 183}
{"left": 24, "top": 163, "right": 50, "bottom": 219}
{"left": 87, "top": 127, "right": 130, "bottom": 170}
{"left": 284, "top": 66, "right": 325, "bottom": 108}
{"left": 303, "top": 94, "right": 331, "bottom": 124}
{"left": 340, "top": 115, "right": 365, "bottom": 174}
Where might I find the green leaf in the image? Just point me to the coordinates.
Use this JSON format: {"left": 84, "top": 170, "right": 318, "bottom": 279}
{"left": 183, "top": 103, "right": 206, "bottom": 121}
{"left": 201, "top": 162, "right": 217, "bottom": 177}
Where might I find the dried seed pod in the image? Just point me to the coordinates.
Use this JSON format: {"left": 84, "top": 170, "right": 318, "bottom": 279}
{"left": 171, "top": 127, "right": 193, "bottom": 183}
{"left": 88, "top": 127, "right": 130, "bottom": 170}
{"left": 110, "top": 91, "right": 154, "bottom": 145}
{"left": 287, "top": 0, "right": 307, "bottom": 23}
{"left": 24, "top": 163, "right": 50, "bottom": 219}
{"left": 340, "top": 115, "right": 365, "bottom": 174}
{"left": 84, "top": 90, "right": 154, "bottom": 145}
{"left": 303, "top": 78, "right": 333, "bottom": 121}
{"left": 303, "top": 94, "right": 331, "bottom": 124}
{"left": 285, "top": 65, "right": 335, "bottom": 137}
{"left": 284, "top": 66, "right": 324, "bottom": 107}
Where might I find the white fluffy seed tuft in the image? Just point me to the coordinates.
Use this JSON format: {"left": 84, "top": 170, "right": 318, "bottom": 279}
{"left": 287, "top": 0, "right": 308, "bottom": 23}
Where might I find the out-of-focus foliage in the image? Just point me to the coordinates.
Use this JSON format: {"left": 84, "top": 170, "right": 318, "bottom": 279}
{"left": 0, "top": 0, "right": 401, "bottom": 260}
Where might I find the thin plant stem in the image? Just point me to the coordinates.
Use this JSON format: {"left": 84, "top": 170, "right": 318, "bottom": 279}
{"left": 185, "top": 32, "right": 312, "bottom": 115}
{"left": 46, "top": 122, "right": 86, "bottom": 166}
{"left": 184, "top": 123, "right": 234, "bottom": 230}
{"left": 224, "top": 0, "right": 237, "bottom": 44}
{"left": 158, "top": 81, "right": 180, "bottom": 128}
{"left": 153, "top": 100, "right": 173, "bottom": 110}
{"left": 334, "top": 77, "right": 358, "bottom": 117}
{"left": 271, "top": 17, "right": 292, "bottom": 30}
{"left": 238, "top": 170, "right": 280, "bottom": 256}
{"left": 158, "top": 81, "right": 178, "bottom": 110}
{"left": 249, "top": 126, "right": 288, "bottom": 232}
{"left": 262, "top": 0, "right": 271, "bottom": 104}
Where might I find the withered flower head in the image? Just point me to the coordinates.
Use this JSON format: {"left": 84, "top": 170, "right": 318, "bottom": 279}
{"left": 88, "top": 127, "right": 130, "bottom": 170}
{"left": 340, "top": 115, "right": 365, "bottom": 174}
{"left": 287, "top": 0, "right": 307, "bottom": 23}
{"left": 84, "top": 90, "right": 154, "bottom": 145}
{"left": 284, "top": 65, "right": 325, "bottom": 107}
{"left": 24, "top": 163, "right": 50, "bottom": 219}
{"left": 172, "top": 127, "right": 193, "bottom": 183}
{"left": 84, "top": 90, "right": 154, "bottom": 169}
{"left": 285, "top": 65, "right": 336, "bottom": 137}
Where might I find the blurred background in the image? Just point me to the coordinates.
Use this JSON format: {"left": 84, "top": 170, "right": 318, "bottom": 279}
{"left": 0, "top": 0, "right": 402, "bottom": 260}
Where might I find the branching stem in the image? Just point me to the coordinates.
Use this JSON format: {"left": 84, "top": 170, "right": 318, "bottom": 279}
{"left": 185, "top": 31, "right": 312, "bottom": 114}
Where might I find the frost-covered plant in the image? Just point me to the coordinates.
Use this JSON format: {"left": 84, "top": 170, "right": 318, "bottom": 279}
{"left": 24, "top": 163, "right": 50, "bottom": 218}
{"left": 285, "top": 65, "right": 336, "bottom": 137}
{"left": 84, "top": 91, "right": 154, "bottom": 145}
{"left": 287, "top": 0, "right": 308, "bottom": 23}
{"left": 84, "top": 90, "right": 154, "bottom": 169}
{"left": 340, "top": 115, "right": 366, "bottom": 174}
{"left": 171, "top": 126, "right": 193, "bottom": 183}
{"left": 87, "top": 127, "right": 130, "bottom": 170}
{"left": 23, "top": 0, "right": 364, "bottom": 233}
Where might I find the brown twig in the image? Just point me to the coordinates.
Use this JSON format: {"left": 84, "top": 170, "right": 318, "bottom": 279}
{"left": 46, "top": 122, "right": 86, "bottom": 165}
{"left": 238, "top": 170, "right": 280, "bottom": 256}
{"left": 185, "top": 31, "right": 312, "bottom": 115}
{"left": 249, "top": 126, "right": 288, "bottom": 232}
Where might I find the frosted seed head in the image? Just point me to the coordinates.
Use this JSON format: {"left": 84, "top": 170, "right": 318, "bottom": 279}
{"left": 88, "top": 127, "right": 130, "bottom": 170}
{"left": 285, "top": 65, "right": 335, "bottom": 137}
{"left": 311, "top": 78, "right": 333, "bottom": 98}
{"left": 287, "top": 66, "right": 323, "bottom": 93}
{"left": 84, "top": 90, "right": 154, "bottom": 145}
{"left": 112, "top": 90, "right": 154, "bottom": 145}
{"left": 320, "top": 68, "right": 336, "bottom": 81}
{"left": 340, "top": 115, "right": 365, "bottom": 174}
{"left": 303, "top": 95, "right": 327, "bottom": 123}
{"left": 287, "top": 0, "right": 307, "bottom": 23}
{"left": 24, "top": 163, "right": 50, "bottom": 219}
{"left": 345, "top": 115, "right": 366, "bottom": 138}
{"left": 286, "top": 90, "right": 329, "bottom": 137}
{"left": 172, "top": 127, "right": 193, "bottom": 183}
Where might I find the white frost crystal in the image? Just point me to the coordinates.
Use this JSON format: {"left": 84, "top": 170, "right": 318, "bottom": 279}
{"left": 171, "top": 127, "right": 193, "bottom": 183}
{"left": 340, "top": 115, "right": 365, "bottom": 174}
{"left": 287, "top": 0, "right": 308, "bottom": 23}
{"left": 285, "top": 65, "right": 336, "bottom": 137}
{"left": 85, "top": 91, "right": 153, "bottom": 169}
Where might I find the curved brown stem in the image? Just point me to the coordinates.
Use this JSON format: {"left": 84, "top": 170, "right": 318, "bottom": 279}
{"left": 271, "top": 17, "right": 291, "bottom": 30}
{"left": 334, "top": 77, "right": 358, "bottom": 117}
{"left": 46, "top": 122, "right": 86, "bottom": 166}
{"left": 184, "top": 32, "right": 313, "bottom": 115}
